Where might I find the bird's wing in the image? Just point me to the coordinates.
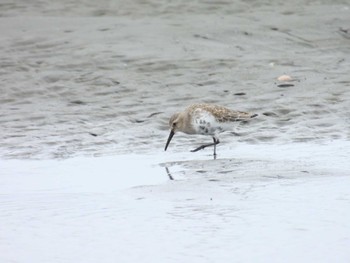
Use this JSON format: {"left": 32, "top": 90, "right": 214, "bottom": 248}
{"left": 190, "top": 104, "right": 257, "bottom": 123}
{"left": 216, "top": 111, "right": 256, "bottom": 122}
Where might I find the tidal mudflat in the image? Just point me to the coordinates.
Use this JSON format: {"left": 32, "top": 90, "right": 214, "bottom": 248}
{"left": 1, "top": 1, "right": 350, "bottom": 262}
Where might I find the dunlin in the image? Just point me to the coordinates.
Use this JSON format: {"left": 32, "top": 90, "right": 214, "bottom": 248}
{"left": 164, "top": 103, "right": 257, "bottom": 157}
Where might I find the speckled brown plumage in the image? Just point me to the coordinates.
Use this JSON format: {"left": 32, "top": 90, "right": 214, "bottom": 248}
{"left": 186, "top": 103, "right": 256, "bottom": 123}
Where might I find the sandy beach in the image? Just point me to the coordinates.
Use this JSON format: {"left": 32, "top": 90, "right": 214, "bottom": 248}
{"left": 1, "top": 1, "right": 350, "bottom": 262}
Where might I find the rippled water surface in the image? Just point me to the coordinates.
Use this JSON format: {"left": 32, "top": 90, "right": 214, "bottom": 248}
{"left": 1, "top": 1, "right": 350, "bottom": 159}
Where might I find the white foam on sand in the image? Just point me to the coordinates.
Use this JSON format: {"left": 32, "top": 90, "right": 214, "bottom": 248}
{"left": 1, "top": 142, "right": 349, "bottom": 263}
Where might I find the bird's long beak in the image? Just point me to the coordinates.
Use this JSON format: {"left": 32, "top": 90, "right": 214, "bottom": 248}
{"left": 164, "top": 130, "right": 175, "bottom": 151}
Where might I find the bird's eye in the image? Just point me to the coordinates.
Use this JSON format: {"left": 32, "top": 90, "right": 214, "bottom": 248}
{"left": 173, "top": 122, "right": 177, "bottom": 128}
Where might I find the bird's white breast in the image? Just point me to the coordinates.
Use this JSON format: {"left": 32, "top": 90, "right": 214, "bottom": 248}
{"left": 192, "top": 110, "right": 224, "bottom": 135}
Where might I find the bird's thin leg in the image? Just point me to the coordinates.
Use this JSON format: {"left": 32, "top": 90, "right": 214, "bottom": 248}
{"left": 212, "top": 137, "right": 220, "bottom": 158}
{"left": 213, "top": 137, "right": 217, "bottom": 157}
{"left": 191, "top": 137, "right": 220, "bottom": 153}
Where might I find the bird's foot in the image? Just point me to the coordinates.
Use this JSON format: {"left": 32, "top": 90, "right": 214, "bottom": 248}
{"left": 190, "top": 145, "right": 207, "bottom": 152}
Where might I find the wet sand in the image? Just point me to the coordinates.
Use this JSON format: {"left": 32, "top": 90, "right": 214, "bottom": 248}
{"left": 1, "top": 1, "right": 350, "bottom": 159}
{"left": 1, "top": 1, "right": 350, "bottom": 262}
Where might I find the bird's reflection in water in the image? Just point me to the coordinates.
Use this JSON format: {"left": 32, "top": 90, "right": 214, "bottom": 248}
{"left": 165, "top": 166, "right": 174, "bottom": 180}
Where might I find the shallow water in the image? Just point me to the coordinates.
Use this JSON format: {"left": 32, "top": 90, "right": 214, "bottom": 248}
{"left": 1, "top": 143, "right": 350, "bottom": 262}
{"left": 1, "top": 1, "right": 350, "bottom": 262}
